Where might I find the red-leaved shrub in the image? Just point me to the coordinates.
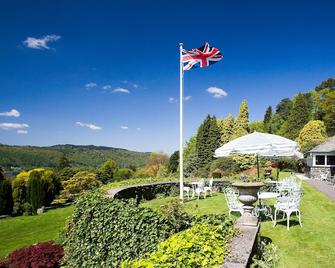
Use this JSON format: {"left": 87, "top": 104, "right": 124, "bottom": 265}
{"left": 0, "top": 241, "right": 63, "bottom": 268}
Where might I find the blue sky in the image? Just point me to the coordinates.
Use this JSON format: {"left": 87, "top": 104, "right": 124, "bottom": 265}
{"left": 0, "top": 0, "right": 335, "bottom": 154}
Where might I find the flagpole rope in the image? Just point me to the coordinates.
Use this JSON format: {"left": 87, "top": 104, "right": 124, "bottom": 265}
{"left": 179, "top": 42, "right": 184, "bottom": 201}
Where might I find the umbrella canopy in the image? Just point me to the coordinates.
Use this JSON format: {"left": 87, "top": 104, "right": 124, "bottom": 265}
{"left": 214, "top": 131, "right": 303, "bottom": 158}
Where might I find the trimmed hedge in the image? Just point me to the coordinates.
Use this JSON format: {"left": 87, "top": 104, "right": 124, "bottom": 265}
{"left": 62, "top": 192, "right": 191, "bottom": 267}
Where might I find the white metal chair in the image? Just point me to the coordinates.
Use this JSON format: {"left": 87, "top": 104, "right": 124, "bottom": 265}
{"left": 183, "top": 186, "right": 191, "bottom": 198}
{"left": 204, "top": 178, "right": 213, "bottom": 196}
{"left": 224, "top": 188, "right": 243, "bottom": 216}
{"left": 273, "top": 190, "right": 302, "bottom": 230}
{"left": 195, "top": 179, "right": 206, "bottom": 199}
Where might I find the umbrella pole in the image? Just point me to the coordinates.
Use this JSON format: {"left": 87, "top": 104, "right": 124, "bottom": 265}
{"left": 256, "top": 154, "right": 260, "bottom": 178}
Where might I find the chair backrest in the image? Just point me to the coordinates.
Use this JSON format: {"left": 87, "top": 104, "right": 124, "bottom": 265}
{"left": 197, "top": 179, "right": 205, "bottom": 190}
{"left": 208, "top": 178, "right": 213, "bottom": 187}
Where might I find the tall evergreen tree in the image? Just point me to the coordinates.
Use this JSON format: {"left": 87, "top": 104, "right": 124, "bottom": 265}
{"left": 297, "top": 120, "right": 328, "bottom": 152}
{"left": 195, "top": 115, "right": 221, "bottom": 170}
{"left": 168, "top": 151, "right": 179, "bottom": 173}
{"left": 0, "top": 167, "right": 13, "bottom": 215}
{"left": 217, "top": 114, "right": 234, "bottom": 145}
{"left": 56, "top": 154, "right": 71, "bottom": 171}
{"left": 231, "top": 100, "right": 249, "bottom": 140}
{"left": 27, "top": 171, "right": 43, "bottom": 214}
{"left": 285, "top": 92, "right": 312, "bottom": 139}
{"left": 275, "top": 98, "right": 292, "bottom": 121}
{"left": 263, "top": 106, "right": 273, "bottom": 133}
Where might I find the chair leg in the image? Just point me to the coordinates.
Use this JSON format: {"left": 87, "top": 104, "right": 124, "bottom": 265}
{"left": 298, "top": 210, "right": 302, "bottom": 227}
{"left": 273, "top": 209, "right": 277, "bottom": 227}
{"left": 287, "top": 211, "right": 291, "bottom": 230}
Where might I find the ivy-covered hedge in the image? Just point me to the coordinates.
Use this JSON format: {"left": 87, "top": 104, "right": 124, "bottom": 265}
{"left": 62, "top": 192, "right": 191, "bottom": 267}
{"left": 121, "top": 222, "right": 236, "bottom": 268}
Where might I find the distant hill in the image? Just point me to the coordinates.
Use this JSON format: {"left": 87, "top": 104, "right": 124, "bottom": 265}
{"left": 0, "top": 144, "right": 151, "bottom": 176}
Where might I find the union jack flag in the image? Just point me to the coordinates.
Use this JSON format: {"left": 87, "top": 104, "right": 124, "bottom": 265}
{"left": 182, "top": 42, "right": 223, "bottom": 71}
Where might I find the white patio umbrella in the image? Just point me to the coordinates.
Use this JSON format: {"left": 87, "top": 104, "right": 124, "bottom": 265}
{"left": 214, "top": 131, "right": 303, "bottom": 177}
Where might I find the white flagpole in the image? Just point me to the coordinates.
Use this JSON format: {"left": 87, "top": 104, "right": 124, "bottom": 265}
{"left": 179, "top": 42, "right": 184, "bottom": 201}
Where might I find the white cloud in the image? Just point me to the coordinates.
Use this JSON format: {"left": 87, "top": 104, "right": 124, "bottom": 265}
{"left": 120, "top": 126, "right": 129, "bottom": 130}
{"left": 75, "top": 121, "right": 102, "bottom": 130}
{"left": 136, "top": 127, "right": 141, "bottom": 131}
{"left": 184, "top": 96, "right": 191, "bottom": 101}
{"left": 122, "top": 80, "right": 139, "bottom": 88}
{"left": 169, "top": 97, "right": 177, "bottom": 103}
{"left": 206, "top": 87, "right": 228, "bottom": 98}
{"left": 17, "top": 130, "right": 28, "bottom": 134}
{"left": 85, "top": 82, "right": 97, "bottom": 88}
{"left": 0, "top": 109, "right": 20, "bottom": 117}
{"left": 23, "top": 34, "right": 61, "bottom": 50}
{"left": 113, "top": 88, "right": 130, "bottom": 94}
{"left": 0, "top": 123, "right": 29, "bottom": 130}
{"left": 102, "top": 85, "right": 112, "bottom": 90}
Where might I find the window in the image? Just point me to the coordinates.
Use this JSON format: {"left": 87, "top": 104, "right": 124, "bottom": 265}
{"left": 315, "top": 155, "right": 325, "bottom": 165}
{"left": 327, "top": 155, "right": 335, "bottom": 166}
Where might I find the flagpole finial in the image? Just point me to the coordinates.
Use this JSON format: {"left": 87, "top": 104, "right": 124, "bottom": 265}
{"left": 179, "top": 42, "right": 183, "bottom": 47}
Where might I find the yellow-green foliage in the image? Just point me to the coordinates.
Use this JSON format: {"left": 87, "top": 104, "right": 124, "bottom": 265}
{"left": 61, "top": 171, "right": 101, "bottom": 200}
{"left": 121, "top": 223, "right": 236, "bottom": 268}
{"left": 297, "top": 120, "right": 328, "bottom": 152}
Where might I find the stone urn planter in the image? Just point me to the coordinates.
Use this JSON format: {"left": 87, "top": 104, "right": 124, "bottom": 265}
{"left": 232, "top": 182, "right": 264, "bottom": 226}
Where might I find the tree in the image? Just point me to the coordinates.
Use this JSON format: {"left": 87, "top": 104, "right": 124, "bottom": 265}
{"left": 114, "top": 168, "right": 134, "bottom": 180}
{"left": 196, "top": 115, "right": 220, "bottom": 170}
{"left": 263, "top": 106, "right": 273, "bottom": 133}
{"left": 285, "top": 93, "right": 311, "bottom": 139}
{"left": 315, "top": 77, "right": 335, "bottom": 92}
{"left": 146, "top": 152, "right": 169, "bottom": 166}
{"left": 168, "top": 151, "right": 179, "bottom": 174}
{"left": 231, "top": 100, "right": 249, "bottom": 140}
{"left": 56, "top": 154, "right": 71, "bottom": 171}
{"left": 319, "top": 90, "right": 335, "bottom": 136}
{"left": 297, "top": 120, "right": 328, "bottom": 152}
{"left": 217, "top": 114, "right": 234, "bottom": 145}
{"left": 26, "top": 171, "right": 43, "bottom": 214}
{"left": 0, "top": 167, "right": 13, "bottom": 215}
{"left": 249, "top": 121, "right": 265, "bottom": 133}
{"left": 183, "top": 136, "right": 196, "bottom": 166}
{"left": 96, "top": 160, "right": 118, "bottom": 184}
{"left": 61, "top": 171, "right": 101, "bottom": 200}
{"left": 275, "top": 98, "right": 292, "bottom": 121}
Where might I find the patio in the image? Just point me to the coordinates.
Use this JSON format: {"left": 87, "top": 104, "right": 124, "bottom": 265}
{"left": 141, "top": 175, "right": 335, "bottom": 267}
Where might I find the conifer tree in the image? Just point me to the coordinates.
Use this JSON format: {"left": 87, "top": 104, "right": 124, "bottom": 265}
{"left": 217, "top": 114, "right": 234, "bottom": 145}
{"left": 27, "top": 171, "right": 43, "bottom": 214}
{"left": 297, "top": 120, "right": 328, "bottom": 152}
{"left": 0, "top": 167, "right": 13, "bottom": 215}
{"left": 285, "top": 93, "right": 311, "bottom": 139}
{"left": 231, "top": 100, "right": 249, "bottom": 140}
{"left": 263, "top": 106, "right": 273, "bottom": 133}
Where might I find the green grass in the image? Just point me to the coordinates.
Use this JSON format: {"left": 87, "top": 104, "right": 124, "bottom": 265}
{"left": 142, "top": 177, "right": 335, "bottom": 268}
{"left": 0, "top": 206, "right": 74, "bottom": 259}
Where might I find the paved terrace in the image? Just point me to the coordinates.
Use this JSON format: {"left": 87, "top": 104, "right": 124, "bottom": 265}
{"left": 296, "top": 173, "right": 335, "bottom": 201}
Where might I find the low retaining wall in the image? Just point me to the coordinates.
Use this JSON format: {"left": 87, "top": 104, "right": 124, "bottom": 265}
{"left": 106, "top": 180, "right": 231, "bottom": 201}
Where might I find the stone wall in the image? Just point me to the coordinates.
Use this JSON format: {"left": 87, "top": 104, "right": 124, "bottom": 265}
{"left": 310, "top": 166, "right": 331, "bottom": 180}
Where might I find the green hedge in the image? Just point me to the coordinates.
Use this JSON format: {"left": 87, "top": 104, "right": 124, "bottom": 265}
{"left": 62, "top": 192, "right": 190, "bottom": 267}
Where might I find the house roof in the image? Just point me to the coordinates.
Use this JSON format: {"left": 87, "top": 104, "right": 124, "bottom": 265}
{"left": 309, "top": 136, "right": 335, "bottom": 153}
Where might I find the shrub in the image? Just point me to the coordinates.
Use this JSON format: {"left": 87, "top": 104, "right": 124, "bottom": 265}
{"left": 114, "top": 168, "right": 134, "bottom": 181}
{"left": 62, "top": 192, "right": 187, "bottom": 267}
{"left": 96, "top": 160, "right": 118, "bottom": 184}
{"left": 12, "top": 176, "right": 27, "bottom": 215}
{"left": 60, "top": 171, "right": 101, "bottom": 200}
{"left": 121, "top": 223, "right": 236, "bottom": 268}
{"left": 251, "top": 236, "right": 279, "bottom": 268}
{"left": 210, "top": 157, "right": 241, "bottom": 176}
{"left": 160, "top": 199, "right": 192, "bottom": 231}
{"left": 0, "top": 241, "right": 63, "bottom": 268}
{"left": 192, "top": 214, "right": 233, "bottom": 227}
{"left": 0, "top": 176, "right": 13, "bottom": 215}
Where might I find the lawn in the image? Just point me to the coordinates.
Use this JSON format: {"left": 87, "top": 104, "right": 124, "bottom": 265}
{"left": 142, "top": 180, "right": 335, "bottom": 268}
{"left": 0, "top": 206, "right": 74, "bottom": 259}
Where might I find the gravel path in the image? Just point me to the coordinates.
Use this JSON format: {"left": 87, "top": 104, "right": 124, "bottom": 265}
{"left": 296, "top": 173, "right": 335, "bottom": 201}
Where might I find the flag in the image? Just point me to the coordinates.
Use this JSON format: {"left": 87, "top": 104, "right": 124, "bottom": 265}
{"left": 182, "top": 42, "right": 223, "bottom": 71}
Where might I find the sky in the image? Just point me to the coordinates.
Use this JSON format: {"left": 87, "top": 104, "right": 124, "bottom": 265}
{"left": 0, "top": 0, "right": 335, "bottom": 154}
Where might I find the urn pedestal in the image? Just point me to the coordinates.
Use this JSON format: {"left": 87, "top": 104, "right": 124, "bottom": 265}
{"left": 232, "top": 182, "right": 264, "bottom": 226}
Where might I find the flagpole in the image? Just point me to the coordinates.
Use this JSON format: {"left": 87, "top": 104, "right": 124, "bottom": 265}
{"left": 179, "top": 42, "right": 184, "bottom": 201}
